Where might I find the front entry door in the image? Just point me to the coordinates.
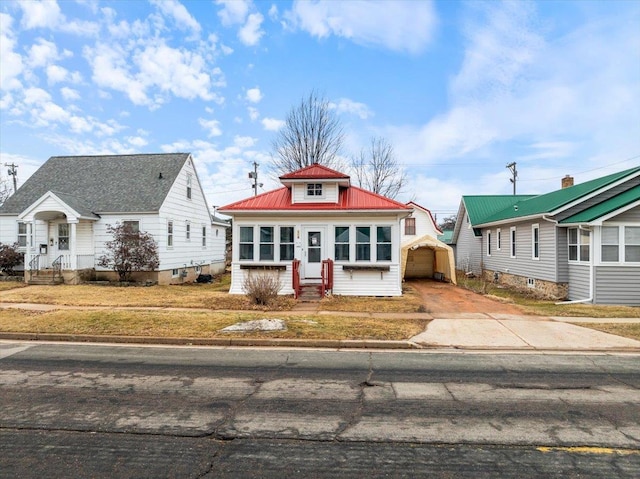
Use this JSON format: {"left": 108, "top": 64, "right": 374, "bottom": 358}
{"left": 303, "top": 227, "right": 324, "bottom": 279}
{"left": 47, "top": 222, "right": 69, "bottom": 267}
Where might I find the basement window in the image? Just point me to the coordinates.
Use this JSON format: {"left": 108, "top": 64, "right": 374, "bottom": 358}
{"left": 527, "top": 278, "right": 536, "bottom": 288}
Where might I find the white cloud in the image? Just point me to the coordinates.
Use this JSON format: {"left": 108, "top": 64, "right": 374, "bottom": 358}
{"left": 261, "top": 117, "right": 285, "bottom": 131}
{"left": 288, "top": 0, "right": 437, "bottom": 54}
{"left": 199, "top": 118, "right": 223, "bottom": 137}
{"left": 234, "top": 135, "right": 257, "bottom": 148}
{"left": 247, "top": 107, "right": 259, "bottom": 121}
{"left": 330, "top": 98, "right": 372, "bottom": 119}
{"left": 245, "top": 87, "right": 262, "bottom": 103}
{"left": 60, "top": 87, "right": 80, "bottom": 101}
{"left": 46, "top": 65, "right": 68, "bottom": 84}
{"left": 0, "top": 13, "right": 23, "bottom": 91}
{"left": 150, "top": 0, "right": 201, "bottom": 35}
{"left": 127, "top": 136, "right": 148, "bottom": 147}
{"left": 238, "top": 13, "right": 264, "bottom": 46}
{"left": 18, "top": 0, "right": 98, "bottom": 35}
{"left": 216, "top": 0, "right": 250, "bottom": 26}
{"left": 27, "top": 38, "right": 60, "bottom": 68}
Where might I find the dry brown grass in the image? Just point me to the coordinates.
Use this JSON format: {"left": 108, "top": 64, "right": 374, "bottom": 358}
{"left": 320, "top": 285, "right": 424, "bottom": 313}
{"left": 457, "top": 276, "right": 640, "bottom": 318}
{"left": 0, "top": 281, "right": 26, "bottom": 292}
{"left": 0, "top": 308, "right": 427, "bottom": 340}
{"left": 574, "top": 323, "right": 640, "bottom": 341}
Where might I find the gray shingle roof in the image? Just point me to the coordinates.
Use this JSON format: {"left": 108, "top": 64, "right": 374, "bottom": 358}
{"left": 0, "top": 153, "right": 190, "bottom": 215}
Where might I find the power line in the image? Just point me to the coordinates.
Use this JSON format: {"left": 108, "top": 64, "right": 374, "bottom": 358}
{"left": 519, "top": 154, "right": 640, "bottom": 182}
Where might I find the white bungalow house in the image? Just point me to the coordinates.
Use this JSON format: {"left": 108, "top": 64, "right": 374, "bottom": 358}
{"left": 218, "top": 164, "right": 412, "bottom": 297}
{"left": 400, "top": 201, "right": 456, "bottom": 284}
{"left": 452, "top": 166, "right": 640, "bottom": 305}
{"left": 0, "top": 153, "right": 227, "bottom": 284}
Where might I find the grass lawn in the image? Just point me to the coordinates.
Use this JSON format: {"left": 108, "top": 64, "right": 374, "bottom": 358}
{"left": 0, "top": 309, "right": 427, "bottom": 341}
{"left": 320, "top": 285, "right": 425, "bottom": 313}
{"left": 0, "top": 282, "right": 27, "bottom": 292}
{"left": 457, "top": 276, "right": 640, "bottom": 318}
{"left": 575, "top": 323, "right": 640, "bottom": 341}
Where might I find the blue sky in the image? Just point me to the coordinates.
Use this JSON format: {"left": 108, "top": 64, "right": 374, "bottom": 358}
{"left": 1, "top": 0, "right": 639, "bottom": 220}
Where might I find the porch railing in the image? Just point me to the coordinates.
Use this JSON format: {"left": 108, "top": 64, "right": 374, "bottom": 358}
{"left": 51, "top": 255, "right": 63, "bottom": 283}
{"left": 292, "top": 259, "right": 301, "bottom": 299}
{"left": 29, "top": 255, "right": 40, "bottom": 276}
{"left": 321, "top": 259, "right": 334, "bottom": 298}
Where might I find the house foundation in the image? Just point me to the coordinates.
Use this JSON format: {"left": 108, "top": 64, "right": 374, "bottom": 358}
{"left": 483, "top": 269, "right": 568, "bottom": 300}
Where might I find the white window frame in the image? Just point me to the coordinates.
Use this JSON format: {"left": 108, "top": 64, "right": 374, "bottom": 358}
{"left": 202, "top": 225, "right": 207, "bottom": 248}
{"left": 496, "top": 228, "right": 501, "bottom": 251}
{"left": 185, "top": 221, "right": 191, "bottom": 241}
{"left": 601, "top": 226, "right": 619, "bottom": 263}
{"left": 239, "top": 226, "right": 254, "bottom": 260}
{"left": 624, "top": 225, "right": 640, "bottom": 263}
{"left": 186, "top": 174, "right": 192, "bottom": 200}
{"left": 58, "top": 223, "right": 70, "bottom": 251}
{"left": 510, "top": 227, "right": 516, "bottom": 258}
{"left": 376, "top": 226, "right": 392, "bottom": 262}
{"left": 356, "top": 226, "right": 371, "bottom": 262}
{"left": 172, "top": 268, "right": 179, "bottom": 277}
{"left": 17, "top": 222, "right": 29, "bottom": 248}
{"left": 404, "top": 217, "right": 416, "bottom": 236}
{"left": 123, "top": 220, "right": 140, "bottom": 233}
{"left": 167, "top": 220, "right": 174, "bottom": 248}
{"left": 305, "top": 183, "right": 323, "bottom": 198}
{"left": 531, "top": 224, "right": 540, "bottom": 260}
{"left": 486, "top": 230, "right": 492, "bottom": 257}
{"left": 259, "top": 226, "right": 275, "bottom": 261}
{"left": 568, "top": 227, "right": 590, "bottom": 262}
{"left": 279, "top": 226, "right": 295, "bottom": 261}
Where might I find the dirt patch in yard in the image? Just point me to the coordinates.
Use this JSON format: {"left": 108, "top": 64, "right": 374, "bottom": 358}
{"left": 406, "top": 279, "right": 526, "bottom": 315}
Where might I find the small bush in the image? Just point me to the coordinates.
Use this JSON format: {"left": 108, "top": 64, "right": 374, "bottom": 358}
{"left": 242, "top": 272, "right": 282, "bottom": 306}
{"left": 0, "top": 242, "right": 23, "bottom": 275}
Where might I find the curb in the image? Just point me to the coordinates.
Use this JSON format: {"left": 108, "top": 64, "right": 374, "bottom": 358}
{"left": 0, "top": 332, "right": 419, "bottom": 349}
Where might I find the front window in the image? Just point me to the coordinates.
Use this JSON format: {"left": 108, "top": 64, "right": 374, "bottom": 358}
{"left": 280, "top": 227, "right": 294, "bottom": 261}
{"left": 123, "top": 221, "right": 139, "bottom": 233}
{"left": 625, "top": 226, "right": 640, "bottom": 262}
{"left": 404, "top": 218, "right": 416, "bottom": 235}
{"left": 376, "top": 226, "right": 392, "bottom": 261}
{"left": 532, "top": 224, "right": 539, "bottom": 259}
{"left": 356, "top": 227, "right": 370, "bottom": 261}
{"left": 58, "top": 223, "right": 69, "bottom": 250}
{"left": 260, "top": 226, "right": 274, "bottom": 260}
{"left": 239, "top": 226, "right": 254, "bottom": 260}
{"left": 601, "top": 226, "right": 619, "bottom": 262}
{"left": 18, "top": 222, "right": 28, "bottom": 247}
{"left": 568, "top": 228, "right": 590, "bottom": 261}
{"left": 306, "top": 183, "right": 322, "bottom": 197}
{"left": 167, "top": 221, "right": 173, "bottom": 247}
{"left": 335, "top": 226, "right": 350, "bottom": 261}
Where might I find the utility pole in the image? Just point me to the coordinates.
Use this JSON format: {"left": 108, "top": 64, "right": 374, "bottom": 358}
{"left": 248, "top": 161, "right": 262, "bottom": 196}
{"left": 506, "top": 162, "right": 517, "bottom": 195}
{"left": 5, "top": 162, "right": 18, "bottom": 193}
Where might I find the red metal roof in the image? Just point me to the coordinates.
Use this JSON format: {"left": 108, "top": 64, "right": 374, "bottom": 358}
{"left": 279, "top": 163, "right": 350, "bottom": 180}
{"left": 220, "top": 185, "right": 411, "bottom": 212}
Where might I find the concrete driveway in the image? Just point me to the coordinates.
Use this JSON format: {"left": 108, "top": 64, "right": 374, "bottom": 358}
{"left": 406, "top": 280, "right": 640, "bottom": 351}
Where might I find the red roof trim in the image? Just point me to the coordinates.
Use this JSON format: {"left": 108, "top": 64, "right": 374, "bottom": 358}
{"left": 406, "top": 201, "right": 443, "bottom": 234}
{"left": 279, "top": 163, "right": 350, "bottom": 180}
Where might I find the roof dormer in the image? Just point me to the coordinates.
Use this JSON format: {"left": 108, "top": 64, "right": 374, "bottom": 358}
{"left": 280, "top": 164, "right": 351, "bottom": 205}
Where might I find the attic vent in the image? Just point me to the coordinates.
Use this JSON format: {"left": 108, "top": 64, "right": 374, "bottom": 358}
{"left": 159, "top": 172, "right": 163, "bottom": 179}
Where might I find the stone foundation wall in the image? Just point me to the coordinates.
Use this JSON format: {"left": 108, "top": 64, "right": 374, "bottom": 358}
{"left": 483, "top": 269, "right": 568, "bottom": 300}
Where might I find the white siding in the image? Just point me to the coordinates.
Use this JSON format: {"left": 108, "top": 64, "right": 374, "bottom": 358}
{"left": 482, "top": 220, "right": 558, "bottom": 282}
{"left": 455, "top": 212, "right": 482, "bottom": 274}
{"left": 568, "top": 263, "right": 591, "bottom": 300}
{"left": 401, "top": 207, "right": 440, "bottom": 244}
{"left": 228, "top": 213, "right": 404, "bottom": 296}
{"left": 291, "top": 183, "right": 339, "bottom": 204}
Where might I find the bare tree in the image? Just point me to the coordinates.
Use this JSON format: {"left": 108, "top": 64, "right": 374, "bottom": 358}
{"left": 438, "top": 215, "right": 457, "bottom": 231}
{"left": 351, "top": 137, "right": 406, "bottom": 199}
{"left": 98, "top": 223, "right": 159, "bottom": 282}
{"left": 0, "top": 175, "right": 10, "bottom": 207}
{"left": 271, "top": 91, "right": 345, "bottom": 175}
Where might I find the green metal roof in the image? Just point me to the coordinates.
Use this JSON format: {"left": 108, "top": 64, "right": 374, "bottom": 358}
{"left": 462, "top": 195, "right": 535, "bottom": 224}
{"left": 560, "top": 185, "right": 640, "bottom": 223}
{"left": 437, "top": 230, "right": 454, "bottom": 244}
{"left": 477, "top": 166, "right": 640, "bottom": 225}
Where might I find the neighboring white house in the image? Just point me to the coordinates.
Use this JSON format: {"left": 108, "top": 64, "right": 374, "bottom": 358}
{"left": 0, "top": 153, "right": 227, "bottom": 284}
{"left": 400, "top": 201, "right": 456, "bottom": 283}
{"left": 219, "top": 164, "right": 412, "bottom": 297}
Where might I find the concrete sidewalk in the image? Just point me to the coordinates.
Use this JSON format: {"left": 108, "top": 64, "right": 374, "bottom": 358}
{"left": 409, "top": 313, "right": 640, "bottom": 351}
{"left": 1, "top": 302, "right": 639, "bottom": 352}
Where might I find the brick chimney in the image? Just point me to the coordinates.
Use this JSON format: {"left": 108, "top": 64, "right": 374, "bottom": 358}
{"left": 562, "top": 175, "right": 574, "bottom": 189}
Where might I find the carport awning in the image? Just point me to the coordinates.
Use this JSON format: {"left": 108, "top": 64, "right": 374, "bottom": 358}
{"left": 401, "top": 234, "right": 457, "bottom": 285}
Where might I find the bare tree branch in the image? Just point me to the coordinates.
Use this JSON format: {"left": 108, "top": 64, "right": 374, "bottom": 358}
{"left": 350, "top": 137, "right": 406, "bottom": 199}
{"left": 270, "top": 91, "right": 345, "bottom": 176}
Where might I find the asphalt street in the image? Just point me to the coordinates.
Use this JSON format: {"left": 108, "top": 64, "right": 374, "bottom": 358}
{"left": 1, "top": 341, "right": 639, "bottom": 478}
